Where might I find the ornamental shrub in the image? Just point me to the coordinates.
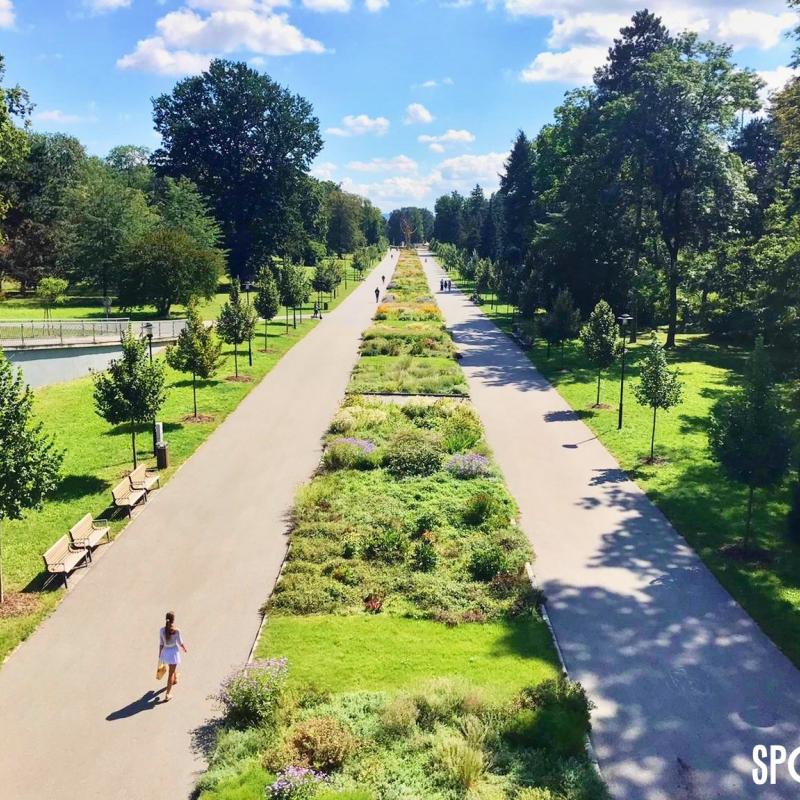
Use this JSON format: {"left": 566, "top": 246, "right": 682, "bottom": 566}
{"left": 412, "top": 539, "right": 438, "bottom": 572}
{"left": 433, "top": 735, "right": 485, "bottom": 791}
{"left": 468, "top": 544, "right": 508, "bottom": 582}
{"left": 288, "top": 716, "right": 357, "bottom": 771}
{"left": 216, "top": 658, "right": 288, "bottom": 728}
{"left": 383, "top": 431, "right": 443, "bottom": 478}
{"left": 363, "top": 528, "right": 411, "bottom": 563}
{"left": 446, "top": 453, "right": 491, "bottom": 479}
{"left": 380, "top": 695, "right": 419, "bottom": 735}
{"left": 268, "top": 766, "right": 328, "bottom": 799}
{"left": 441, "top": 407, "right": 483, "bottom": 453}
{"left": 463, "top": 492, "right": 498, "bottom": 526}
{"left": 323, "top": 438, "right": 378, "bottom": 471}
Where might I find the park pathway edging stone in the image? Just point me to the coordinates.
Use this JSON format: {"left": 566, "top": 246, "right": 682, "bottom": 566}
{"left": 420, "top": 250, "right": 800, "bottom": 800}
{"left": 0, "top": 254, "right": 396, "bottom": 800}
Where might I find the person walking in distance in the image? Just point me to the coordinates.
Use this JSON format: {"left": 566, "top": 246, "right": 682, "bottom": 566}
{"left": 382, "top": 275, "right": 386, "bottom": 284}
{"left": 374, "top": 286, "right": 380, "bottom": 303}
{"left": 158, "top": 611, "right": 187, "bottom": 702}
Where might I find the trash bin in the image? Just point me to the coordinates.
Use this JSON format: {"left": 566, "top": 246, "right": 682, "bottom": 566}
{"left": 156, "top": 442, "right": 169, "bottom": 470}
{"left": 323, "top": 302, "right": 329, "bottom": 311}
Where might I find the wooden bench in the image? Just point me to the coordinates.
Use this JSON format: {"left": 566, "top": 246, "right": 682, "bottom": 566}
{"left": 68, "top": 513, "right": 110, "bottom": 550}
{"left": 111, "top": 478, "right": 147, "bottom": 517}
{"left": 42, "top": 535, "right": 90, "bottom": 588}
{"left": 129, "top": 464, "right": 160, "bottom": 494}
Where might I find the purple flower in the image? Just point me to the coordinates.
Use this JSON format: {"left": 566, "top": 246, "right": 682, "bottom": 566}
{"left": 331, "top": 437, "right": 377, "bottom": 454}
{"left": 446, "top": 453, "right": 491, "bottom": 479}
{"left": 268, "top": 766, "right": 328, "bottom": 799}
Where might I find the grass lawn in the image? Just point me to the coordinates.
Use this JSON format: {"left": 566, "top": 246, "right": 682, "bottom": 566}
{"left": 450, "top": 272, "right": 800, "bottom": 669}
{"left": 347, "top": 354, "right": 468, "bottom": 395}
{"left": 0, "top": 273, "right": 365, "bottom": 664}
{"left": 258, "top": 615, "right": 560, "bottom": 699}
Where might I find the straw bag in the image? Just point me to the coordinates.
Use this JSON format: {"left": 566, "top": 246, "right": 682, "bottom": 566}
{"left": 156, "top": 662, "right": 167, "bottom": 680}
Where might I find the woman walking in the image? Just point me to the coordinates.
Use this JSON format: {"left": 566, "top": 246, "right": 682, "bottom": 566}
{"left": 158, "top": 611, "right": 187, "bottom": 702}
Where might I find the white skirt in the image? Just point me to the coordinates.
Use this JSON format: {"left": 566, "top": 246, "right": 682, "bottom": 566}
{"left": 161, "top": 645, "right": 181, "bottom": 666}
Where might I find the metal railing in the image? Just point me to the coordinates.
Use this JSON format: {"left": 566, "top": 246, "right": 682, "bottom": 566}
{"left": 0, "top": 318, "right": 187, "bottom": 347}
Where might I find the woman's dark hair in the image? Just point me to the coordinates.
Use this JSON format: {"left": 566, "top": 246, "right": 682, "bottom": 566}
{"left": 165, "top": 611, "right": 175, "bottom": 638}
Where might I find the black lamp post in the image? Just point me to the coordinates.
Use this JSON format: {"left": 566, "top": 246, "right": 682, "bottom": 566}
{"left": 617, "top": 314, "right": 633, "bottom": 430}
{"left": 143, "top": 322, "right": 157, "bottom": 453}
{"left": 243, "top": 280, "right": 253, "bottom": 367}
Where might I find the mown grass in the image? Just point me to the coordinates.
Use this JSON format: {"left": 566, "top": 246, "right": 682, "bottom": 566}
{"left": 257, "top": 615, "right": 559, "bottom": 699}
{"left": 449, "top": 269, "right": 800, "bottom": 669}
{"left": 0, "top": 275, "right": 365, "bottom": 663}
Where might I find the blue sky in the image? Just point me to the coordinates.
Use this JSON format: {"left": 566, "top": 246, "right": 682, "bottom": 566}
{"left": 1, "top": 0, "right": 797, "bottom": 211}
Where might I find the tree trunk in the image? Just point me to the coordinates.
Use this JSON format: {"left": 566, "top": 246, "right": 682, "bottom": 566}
{"left": 264, "top": 319, "right": 268, "bottom": 350}
{"left": 665, "top": 249, "right": 679, "bottom": 349}
{"left": 650, "top": 405, "right": 657, "bottom": 462}
{"left": 546, "top": 340, "right": 551, "bottom": 359}
{"left": 131, "top": 421, "right": 138, "bottom": 469}
{"left": 744, "top": 485, "right": 755, "bottom": 550}
{"left": 285, "top": 307, "right": 289, "bottom": 334}
{"left": 596, "top": 371, "right": 602, "bottom": 406}
{"left": 192, "top": 372, "right": 198, "bottom": 418}
{"left": 233, "top": 343, "right": 239, "bottom": 377}
{"left": 293, "top": 307, "right": 297, "bottom": 329}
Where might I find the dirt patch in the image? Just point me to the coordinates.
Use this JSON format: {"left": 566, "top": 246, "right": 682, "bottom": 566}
{"left": 182, "top": 414, "right": 215, "bottom": 424}
{"left": 720, "top": 541, "right": 773, "bottom": 566}
{"left": 590, "top": 403, "right": 612, "bottom": 410}
{"left": 226, "top": 375, "right": 253, "bottom": 383}
{"left": 639, "top": 455, "right": 670, "bottom": 467}
{"left": 0, "top": 592, "right": 40, "bottom": 619}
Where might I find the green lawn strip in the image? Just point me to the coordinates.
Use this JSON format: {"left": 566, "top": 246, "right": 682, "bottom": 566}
{"left": 348, "top": 355, "right": 468, "bottom": 395}
{"left": 447, "top": 269, "right": 800, "bottom": 669}
{"left": 0, "top": 272, "right": 365, "bottom": 663}
{"left": 198, "top": 251, "right": 604, "bottom": 800}
{"left": 257, "top": 615, "right": 560, "bottom": 699}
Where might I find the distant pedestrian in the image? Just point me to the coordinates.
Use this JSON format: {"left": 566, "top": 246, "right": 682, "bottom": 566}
{"left": 382, "top": 275, "right": 386, "bottom": 284}
{"left": 313, "top": 301, "right": 320, "bottom": 319}
{"left": 440, "top": 278, "right": 444, "bottom": 292}
{"left": 374, "top": 287, "right": 380, "bottom": 303}
{"left": 158, "top": 611, "right": 187, "bottom": 703}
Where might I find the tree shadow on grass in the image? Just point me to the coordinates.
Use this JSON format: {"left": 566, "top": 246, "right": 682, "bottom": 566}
{"left": 54, "top": 473, "right": 108, "bottom": 501}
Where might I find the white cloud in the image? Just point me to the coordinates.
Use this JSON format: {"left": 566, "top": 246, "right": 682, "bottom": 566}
{"left": 436, "top": 151, "right": 506, "bottom": 193}
{"left": 118, "top": 7, "right": 325, "bottom": 74}
{"left": 404, "top": 102, "right": 434, "bottom": 125}
{"left": 311, "top": 161, "right": 337, "bottom": 180}
{"left": 188, "top": 0, "right": 289, "bottom": 8}
{"left": 118, "top": 38, "right": 215, "bottom": 75}
{"left": 85, "top": 0, "right": 130, "bottom": 12}
{"left": 519, "top": 45, "right": 605, "bottom": 84}
{"left": 347, "top": 155, "right": 418, "bottom": 173}
{"left": 34, "top": 109, "right": 97, "bottom": 125}
{"left": 418, "top": 128, "right": 475, "bottom": 151}
{"left": 717, "top": 9, "right": 795, "bottom": 50}
{"left": 326, "top": 114, "right": 390, "bottom": 136}
{"left": 302, "top": 0, "right": 351, "bottom": 11}
{"left": 758, "top": 66, "right": 799, "bottom": 105}
{"left": 0, "top": 0, "right": 14, "bottom": 27}
{"left": 365, "top": 0, "right": 388, "bottom": 10}
{"left": 510, "top": 2, "right": 796, "bottom": 87}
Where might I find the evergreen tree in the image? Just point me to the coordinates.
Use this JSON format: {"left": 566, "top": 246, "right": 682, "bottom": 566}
{"left": 166, "top": 300, "right": 223, "bottom": 417}
{"left": 93, "top": 330, "right": 167, "bottom": 468}
{"left": 216, "top": 281, "right": 257, "bottom": 377}
{"left": 0, "top": 352, "right": 63, "bottom": 604}
{"left": 708, "top": 338, "right": 792, "bottom": 551}
{"left": 633, "top": 335, "right": 683, "bottom": 463}
{"left": 545, "top": 288, "right": 581, "bottom": 367}
{"left": 499, "top": 131, "right": 537, "bottom": 274}
{"left": 580, "top": 300, "right": 622, "bottom": 406}
{"left": 253, "top": 265, "right": 280, "bottom": 349}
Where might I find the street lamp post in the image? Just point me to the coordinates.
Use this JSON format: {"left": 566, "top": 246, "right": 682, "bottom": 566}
{"left": 143, "top": 322, "right": 157, "bottom": 453}
{"left": 617, "top": 314, "right": 633, "bottom": 430}
{"left": 243, "top": 280, "right": 253, "bottom": 367}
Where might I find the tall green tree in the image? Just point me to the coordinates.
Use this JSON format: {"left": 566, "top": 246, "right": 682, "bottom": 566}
{"left": 580, "top": 300, "right": 622, "bottom": 406}
{"left": 326, "top": 189, "right": 364, "bottom": 257}
{"left": 633, "top": 335, "right": 683, "bottom": 462}
{"left": 166, "top": 300, "right": 222, "bottom": 418}
{"left": 544, "top": 288, "right": 581, "bottom": 366}
{"left": 278, "top": 261, "right": 310, "bottom": 331}
{"left": 152, "top": 60, "right": 322, "bottom": 281}
{"left": 708, "top": 338, "right": 792, "bottom": 551}
{"left": 0, "top": 352, "right": 62, "bottom": 604}
{"left": 93, "top": 330, "right": 167, "bottom": 469}
{"left": 36, "top": 276, "right": 68, "bottom": 322}
{"left": 499, "top": 131, "right": 537, "bottom": 276}
{"left": 105, "top": 145, "right": 152, "bottom": 192}
{"left": 433, "top": 192, "right": 464, "bottom": 246}
{"left": 253, "top": 265, "right": 280, "bottom": 348}
{"left": 216, "top": 281, "right": 257, "bottom": 377}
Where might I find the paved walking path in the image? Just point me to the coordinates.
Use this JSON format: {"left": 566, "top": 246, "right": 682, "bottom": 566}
{"left": 0, "top": 255, "right": 395, "bottom": 800}
{"left": 422, "top": 253, "right": 800, "bottom": 800}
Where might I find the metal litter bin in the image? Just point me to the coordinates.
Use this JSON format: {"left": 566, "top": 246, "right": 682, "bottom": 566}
{"left": 156, "top": 442, "right": 169, "bottom": 470}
